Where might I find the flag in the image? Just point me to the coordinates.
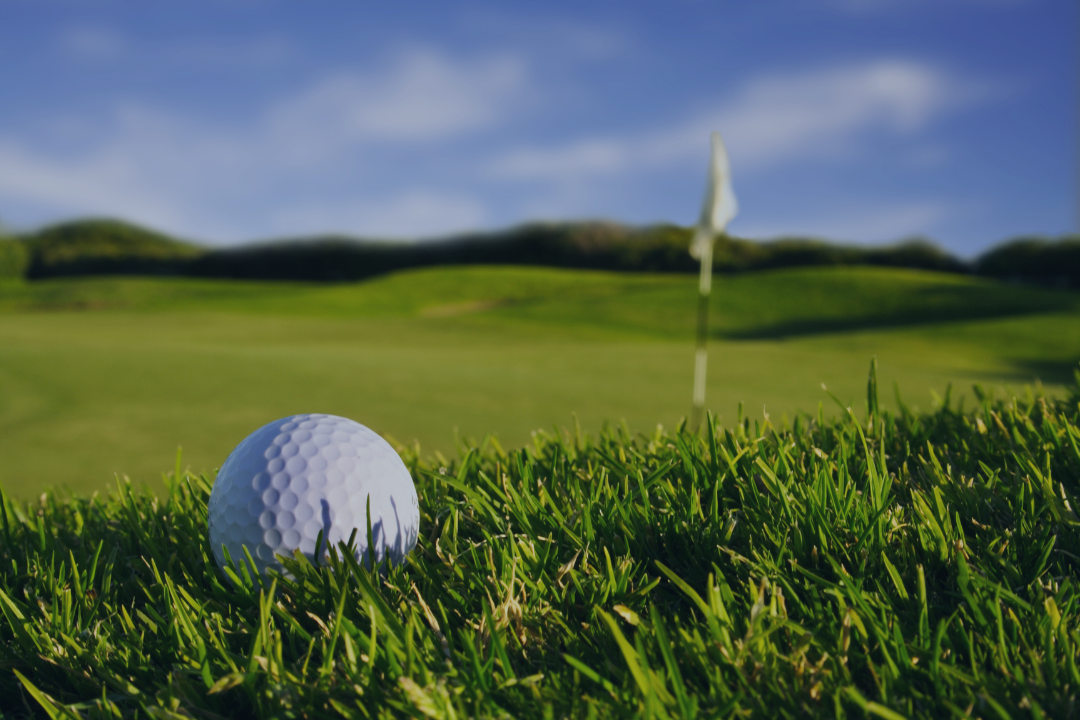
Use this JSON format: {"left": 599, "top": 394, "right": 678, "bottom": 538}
{"left": 690, "top": 132, "right": 738, "bottom": 259}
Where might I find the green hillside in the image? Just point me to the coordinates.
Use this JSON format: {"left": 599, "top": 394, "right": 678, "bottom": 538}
{"left": 15, "top": 216, "right": 1080, "bottom": 290}
{"left": 0, "top": 265, "right": 1078, "bottom": 498}
{"left": 13, "top": 217, "right": 973, "bottom": 282}
{"left": 0, "top": 232, "right": 28, "bottom": 279}
{"left": 2, "top": 264, "right": 1077, "bottom": 336}
{"left": 24, "top": 218, "right": 203, "bottom": 278}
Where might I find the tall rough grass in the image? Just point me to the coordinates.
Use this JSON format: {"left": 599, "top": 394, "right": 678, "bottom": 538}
{"left": 0, "top": 362, "right": 1078, "bottom": 718}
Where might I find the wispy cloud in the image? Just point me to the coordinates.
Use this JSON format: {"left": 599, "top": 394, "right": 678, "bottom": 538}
{"left": 696, "top": 59, "right": 960, "bottom": 168}
{"left": 0, "top": 48, "right": 523, "bottom": 240}
{"left": 0, "top": 134, "right": 188, "bottom": 231}
{"left": 0, "top": 52, "right": 995, "bottom": 244}
{"left": 268, "top": 49, "right": 525, "bottom": 155}
{"left": 489, "top": 59, "right": 968, "bottom": 181}
{"left": 481, "top": 58, "right": 986, "bottom": 243}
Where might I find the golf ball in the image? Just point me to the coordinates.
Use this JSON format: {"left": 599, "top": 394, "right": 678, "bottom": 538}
{"left": 208, "top": 413, "right": 419, "bottom": 577}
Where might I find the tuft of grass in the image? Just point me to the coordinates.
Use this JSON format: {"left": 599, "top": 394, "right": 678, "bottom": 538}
{"left": 0, "top": 366, "right": 1078, "bottom": 717}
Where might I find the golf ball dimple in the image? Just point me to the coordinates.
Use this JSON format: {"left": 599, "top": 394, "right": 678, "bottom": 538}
{"left": 208, "top": 413, "right": 420, "bottom": 577}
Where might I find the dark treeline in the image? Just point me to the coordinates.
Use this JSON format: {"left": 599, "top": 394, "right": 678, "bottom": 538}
{"left": 1, "top": 217, "right": 1077, "bottom": 288}
{"left": 974, "top": 235, "right": 1080, "bottom": 289}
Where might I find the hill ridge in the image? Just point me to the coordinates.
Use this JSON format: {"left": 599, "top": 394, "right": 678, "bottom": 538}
{"left": 1, "top": 216, "right": 1077, "bottom": 288}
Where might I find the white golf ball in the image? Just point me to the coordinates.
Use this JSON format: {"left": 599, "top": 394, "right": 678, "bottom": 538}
{"left": 208, "top": 413, "right": 420, "bottom": 577}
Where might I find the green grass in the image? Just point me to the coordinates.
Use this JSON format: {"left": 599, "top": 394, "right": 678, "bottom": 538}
{"left": 2, "top": 265, "right": 1076, "bottom": 336}
{"left": 1, "top": 266, "right": 1080, "bottom": 498}
{"left": 0, "top": 366, "right": 1077, "bottom": 718}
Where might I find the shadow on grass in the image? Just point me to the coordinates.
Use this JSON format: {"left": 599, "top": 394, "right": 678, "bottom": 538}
{"left": 907, "top": 359, "right": 1080, "bottom": 390}
{"left": 1004, "top": 358, "right": 1080, "bottom": 387}
{"left": 717, "top": 285, "right": 1079, "bottom": 340}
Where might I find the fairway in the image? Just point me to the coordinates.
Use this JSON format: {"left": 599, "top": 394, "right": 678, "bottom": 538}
{"left": 0, "top": 266, "right": 1078, "bottom": 497}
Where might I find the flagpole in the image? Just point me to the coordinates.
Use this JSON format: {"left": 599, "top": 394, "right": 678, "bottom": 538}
{"left": 691, "top": 233, "right": 712, "bottom": 431}
{"left": 689, "top": 132, "right": 737, "bottom": 433}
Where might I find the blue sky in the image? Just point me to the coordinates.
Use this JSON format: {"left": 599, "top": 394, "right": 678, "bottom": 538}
{"left": 0, "top": 0, "right": 1075, "bottom": 256}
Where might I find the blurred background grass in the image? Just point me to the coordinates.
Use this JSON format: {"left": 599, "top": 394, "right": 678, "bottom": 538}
{"left": 1, "top": 264, "right": 1078, "bottom": 498}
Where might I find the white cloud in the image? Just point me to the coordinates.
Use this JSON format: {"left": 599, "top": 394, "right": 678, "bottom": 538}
{"left": 700, "top": 60, "right": 955, "bottom": 168}
{"left": 489, "top": 59, "right": 964, "bottom": 182}
{"left": 268, "top": 49, "right": 525, "bottom": 162}
{"left": 0, "top": 138, "right": 188, "bottom": 231}
{"left": 0, "top": 51, "right": 989, "bottom": 244}
{"left": 0, "top": 48, "right": 525, "bottom": 241}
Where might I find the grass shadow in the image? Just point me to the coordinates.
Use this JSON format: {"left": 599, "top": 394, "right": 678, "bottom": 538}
{"left": 718, "top": 284, "right": 1080, "bottom": 340}
{"left": 1004, "top": 358, "right": 1080, "bottom": 387}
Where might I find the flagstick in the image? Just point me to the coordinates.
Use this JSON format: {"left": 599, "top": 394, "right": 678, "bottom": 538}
{"left": 691, "top": 233, "right": 713, "bottom": 431}
{"left": 689, "top": 131, "right": 736, "bottom": 433}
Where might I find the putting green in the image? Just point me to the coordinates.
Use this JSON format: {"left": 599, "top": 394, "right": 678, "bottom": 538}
{"left": 0, "top": 266, "right": 1077, "bottom": 497}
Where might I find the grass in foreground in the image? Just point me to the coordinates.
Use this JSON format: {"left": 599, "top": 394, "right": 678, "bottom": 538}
{"left": 0, "top": 365, "right": 1078, "bottom": 718}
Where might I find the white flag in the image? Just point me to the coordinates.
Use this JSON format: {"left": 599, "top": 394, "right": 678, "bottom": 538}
{"left": 690, "top": 131, "right": 738, "bottom": 259}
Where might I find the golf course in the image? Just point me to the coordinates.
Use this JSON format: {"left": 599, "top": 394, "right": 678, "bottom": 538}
{"left": 1, "top": 264, "right": 1078, "bottom": 498}
{"left": 2, "top": 0, "right": 1075, "bottom": 714}
{"left": 0, "top": 260, "right": 1078, "bottom": 718}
